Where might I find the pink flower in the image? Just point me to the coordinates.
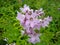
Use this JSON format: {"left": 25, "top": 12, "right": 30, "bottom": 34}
{"left": 35, "top": 8, "right": 44, "bottom": 16}
{"left": 41, "top": 16, "right": 52, "bottom": 27}
{"left": 28, "top": 33, "right": 40, "bottom": 44}
{"left": 16, "top": 12, "right": 25, "bottom": 25}
{"left": 16, "top": 4, "right": 52, "bottom": 44}
{"left": 20, "top": 4, "right": 30, "bottom": 13}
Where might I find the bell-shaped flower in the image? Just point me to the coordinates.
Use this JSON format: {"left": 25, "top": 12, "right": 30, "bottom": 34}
{"left": 20, "top": 4, "right": 30, "bottom": 13}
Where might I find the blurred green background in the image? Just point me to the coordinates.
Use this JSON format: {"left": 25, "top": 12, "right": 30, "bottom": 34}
{"left": 0, "top": 0, "right": 60, "bottom": 45}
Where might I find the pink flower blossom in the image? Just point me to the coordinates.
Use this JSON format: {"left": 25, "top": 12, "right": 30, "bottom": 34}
{"left": 41, "top": 16, "right": 52, "bottom": 27}
{"left": 16, "top": 11, "right": 25, "bottom": 25}
{"left": 16, "top": 4, "right": 52, "bottom": 44}
{"left": 28, "top": 33, "right": 40, "bottom": 44}
{"left": 20, "top": 4, "right": 30, "bottom": 13}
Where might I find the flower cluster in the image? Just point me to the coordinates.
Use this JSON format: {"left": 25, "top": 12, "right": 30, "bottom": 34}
{"left": 16, "top": 4, "right": 52, "bottom": 44}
